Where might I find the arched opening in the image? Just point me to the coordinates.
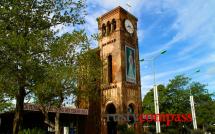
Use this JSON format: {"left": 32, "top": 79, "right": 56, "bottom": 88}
{"left": 112, "top": 19, "right": 116, "bottom": 32}
{"left": 108, "top": 55, "right": 113, "bottom": 83}
{"left": 128, "top": 104, "right": 135, "bottom": 126}
{"left": 128, "top": 103, "right": 135, "bottom": 114}
{"left": 106, "top": 103, "right": 117, "bottom": 134}
{"left": 102, "top": 23, "right": 106, "bottom": 37}
{"left": 106, "top": 21, "right": 111, "bottom": 35}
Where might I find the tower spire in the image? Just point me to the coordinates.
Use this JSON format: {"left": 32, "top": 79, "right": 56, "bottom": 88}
{"left": 115, "top": 0, "right": 120, "bottom": 6}
{"left": 126, "top": 2, "right": 132, "bottom": 12}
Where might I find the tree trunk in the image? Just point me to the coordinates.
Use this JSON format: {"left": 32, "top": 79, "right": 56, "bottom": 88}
{"left": 55, "top": 110, "right": 60, "bottom": 134}
{"left": 85, "top": 88, "right": 101, "bottom": 134}
{"left": 55, "top": 92, "right": 64, "bottom": 134}
{"left": 13, "top": 87, "right": 25, "bottom": 134}
{"left": 41, "top": 106, "right": 55, "bottom": 129}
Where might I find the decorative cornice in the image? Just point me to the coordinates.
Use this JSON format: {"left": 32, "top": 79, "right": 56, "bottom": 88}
{"left": 98, "top": 6, "right": 138, "bottom": 21}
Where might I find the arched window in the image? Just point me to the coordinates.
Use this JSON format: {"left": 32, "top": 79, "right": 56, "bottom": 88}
{"left": 106, "top": 103, "right": 117, "bottom": 134}
{"left": 108, "top": 55, "right": 113, "bottom": 83}
{"left": 128, "top": 104, "right": 135, "bottom": 114}
{"left": 102, "top": 23, "right": 106, "bottom": 36}
{"left": 107, "top": 21, "right": 111, "bottom": 35}
{"left": 112, "top": 19, "right": 116, "bottom": 31}
{"left": 128, "top": 103, "right": 135, "bottom": 125}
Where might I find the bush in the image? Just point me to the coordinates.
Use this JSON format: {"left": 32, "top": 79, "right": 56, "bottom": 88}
{"left": 117, "top": 124, "right": 136, "bottom": 134}
{"left": 18, "top": 128, "right": 46, "bottom": 134}
{"left": 207, "top": 125, "right": 215, "bottom": 132}
{"left": 191, "top": 129, "right": 204, "bottom": 134}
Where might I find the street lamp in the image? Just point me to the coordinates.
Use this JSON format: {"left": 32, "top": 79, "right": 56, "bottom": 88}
{"left": 140, "top": 50, "right": 167, "bottom": 133}
{"left": 189, "top": 69, "right": 200, "bottom": 130}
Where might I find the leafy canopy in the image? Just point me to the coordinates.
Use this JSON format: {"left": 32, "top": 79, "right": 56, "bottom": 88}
{"left": 142, "top": 75, "right": 215, "bottom": 131}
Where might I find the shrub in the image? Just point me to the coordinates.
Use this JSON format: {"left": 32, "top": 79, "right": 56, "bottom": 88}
{"left": 117, "top": 124, "right": 136, "bottom": 134}
{"left": 191, "top": 129, "right": 204, "bottom": 134}
{"left": 18, "top": 128, "right": 46, "bottom": 134}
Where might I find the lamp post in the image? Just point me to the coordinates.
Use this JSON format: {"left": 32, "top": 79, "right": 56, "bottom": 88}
{"left": 140, "top": 50, "right": 167, "bottom": 133}
{"left": 189, "top": 69, "right": 200, "bottom": 130}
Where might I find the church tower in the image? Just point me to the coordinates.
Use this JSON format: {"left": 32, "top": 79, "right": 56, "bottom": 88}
{"left": 98, "top": 6, "right": 142, "bottom": 134}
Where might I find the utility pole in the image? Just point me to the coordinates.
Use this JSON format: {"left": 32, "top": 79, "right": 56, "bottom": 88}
{"left": 140, "top": 50, "right": 167, "bottom": 133}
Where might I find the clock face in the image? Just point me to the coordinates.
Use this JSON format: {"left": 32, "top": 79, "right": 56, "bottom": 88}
{"left": 124, "top": 19, "right": 134, "bottom": 34}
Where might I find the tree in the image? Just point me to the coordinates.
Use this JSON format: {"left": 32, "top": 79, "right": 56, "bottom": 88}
{"left": 189, "top": 82, "right": 215, "bottom": 131}
{"left": 142, "top": 75, "right": 215, "bottom": 133}
{"left": 0, "top": 93, "right": 13, "bottom": 113}
{"left": 0, "top": 0, "right": 86, "bottom": 133}
{"left": 33, "top": 30, "right": 91, "bottom": 134}
{"left": 76, "top": 48, "right": 102, "bottom": 134}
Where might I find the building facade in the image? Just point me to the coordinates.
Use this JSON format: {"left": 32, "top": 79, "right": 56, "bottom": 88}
{"left": 98, "top": 6, "right": 142, "bottom": 134}
{"left": 0, "top": 104, "right": 88, "bottom": 134}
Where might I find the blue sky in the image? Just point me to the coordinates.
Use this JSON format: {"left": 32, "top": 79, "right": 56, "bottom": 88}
{"left": 60, "top": 0, "right": 215, "bottom": 97}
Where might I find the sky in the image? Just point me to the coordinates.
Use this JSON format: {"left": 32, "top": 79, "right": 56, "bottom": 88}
{"left": 67, "top": 0, "right": 215, "bottom": 98}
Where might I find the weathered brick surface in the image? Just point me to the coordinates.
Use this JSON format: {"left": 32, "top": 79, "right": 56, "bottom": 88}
{"left": 98, "top": 6, "right": 142, "bottom": 134}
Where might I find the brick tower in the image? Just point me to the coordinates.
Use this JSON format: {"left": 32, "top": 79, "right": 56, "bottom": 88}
{"left": 98, "top": 6, "right": 142, "bottom": 134}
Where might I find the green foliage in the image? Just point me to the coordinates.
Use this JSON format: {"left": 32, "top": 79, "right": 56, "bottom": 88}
{"left": 18, "top": 128, "right": 46, "bottom": 134}
{"left": 207, "top": 125, "right": 215, "bottom": 132}
{"left": 0, "top": 0, "right": 86, "bottom": 101}
{"left": 77, "top": 48, "right": 102, "bottom": 133}
{"left": 77, "top": 48, "right": 102, "bottom": 100}
{"left": 0, "top": 0, "right": 87, "bottom": 103}
{"left": 191, "top": 129, "right": 204, "bottom": 134}
{"left": 142, "top": 75, "right": 215, "bottom": 132}
{"left": 33, "top": 30, "right": 90, "bottom": 106}
{"left": 117, "top": 124, "right": 136, "bottom": 134}
{"left": 0, "top": 93, "right": 14, "bottom": 112}
{"left": 0, "top": 101, "right": 13, "bottom": 113}
{"left": 0, "top": 0, "right": 87, "bottom": 133}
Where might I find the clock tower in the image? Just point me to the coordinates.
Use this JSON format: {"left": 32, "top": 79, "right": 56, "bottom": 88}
{"left": 98, "top": 6, "right": 142, "bottom": 134}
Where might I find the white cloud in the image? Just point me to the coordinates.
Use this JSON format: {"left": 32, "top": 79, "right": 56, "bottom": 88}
{"left": 51, "top": 24, "right": 75, "bottom": 36}
{"left": 137, "top": 29, "right": 144, "bottom": 43}
{"left": 206, "top": 66, "right": 215, "bottom": 75}
{"left": 177, "top": 42, "right": 202, "bottom": 57}
{"left": 140, "top": 53, "right": 215, "bottom": 96}
{"left": 84, "top": 10, "right": 104, "bottom": 35}
{"left": 141, "top": 75, "right": 154, "bottom": 98}
{"left": 170, "top": 0, "right": 215, "bottom": 38}
{"left": 143, "top": 0, "right": 215, "bottom": 57}
{"left": 84, "top": 0, "right": 148, "bottom": 47}
{"left": 83, "top": 0, "right": 215, "bottom": 96}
